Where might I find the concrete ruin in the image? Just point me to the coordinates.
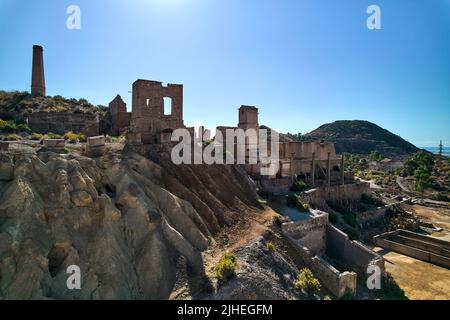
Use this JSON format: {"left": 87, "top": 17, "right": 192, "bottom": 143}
{"left": 0, "top": 142, "right": 9, "bottom": 151}
{"left": 85, "top": 135, "right": 106, "bottom": 157}
{"left": 374, "top": 229, "right": 450, "bottom": 269}
{"left": 27, "top": 112, "right": 99, "bottom": 137}
{"left": 108, "top": 95, "right": 131, "bottom": 136}
{"left": 31, "top": 45, "right": 46, "bottom": 97}
{"left": 282, "top": 210, "right": 385, "bottom": 298}
{"left": 130, "top": 79, "right": 185, "bottom": 144}
{"left": 42, "top": 139, "right": 66, "bottom": 152}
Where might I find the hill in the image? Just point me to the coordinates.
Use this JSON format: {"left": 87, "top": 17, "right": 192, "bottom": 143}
{"left": 0, "top": 90, "right": 107, "bottom": 122}
{"left": 303, "top": 120, "right": 419, "bottom": 156}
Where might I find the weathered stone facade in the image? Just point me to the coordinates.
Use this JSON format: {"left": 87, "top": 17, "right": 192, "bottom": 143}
{"left": 108, "top": 95, "right": 131, "bottom": 136}
{"left": 216, "top": 106, "right": 346, "bottom": 186}
{"left": 27, "top": 112, "right": 99, "bottom": 137}
{"left": 130, "top": 79, "right": 184, "bottom": 144}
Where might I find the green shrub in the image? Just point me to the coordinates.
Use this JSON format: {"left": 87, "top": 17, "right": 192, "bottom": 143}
{"left": 294, "top": 268, "right": 321, "bottom": 295}
{"left": 273, "top": 214, "right": 287, "bottom": 225}
{"left": 343, "top": 211, "right": 357, "bottom": 227}
{"left": 64, "top": 131, "right": 86, "bottom": 143}
{"left": 0, "top": 119, "right": 16, "bottom": 133}
{"left": 301, "top": 202, "right": 310, "bottom": 211}
{"left": 361, "top": 193, "right": 384, "bottom": 207}
{"left": 46, "top": 133, "right": 63, "bottom": 139}
{"left": 291, "top": 180, "right": 309, "bottom": 192}
{"left": 215, "top": 252, "right": 237, "bottom": 286}
{"left": 342, "top": 226, "right": 358, "bottom": 240}
{"left": 414, "top": 166, "right": 431, "bottom": 192}
{"left": 340, "top": 290, "right": 356, "bottom": 300}
{"left": 328, "top": 212, "right": 338, "bottom": 223}
{"left": 370, "top": 151, "right": 383, "bottom": 162}
{"left": 30, "top": 133, "right": 43, "bottom": 141}
{"left": 266, "top": 242, "right": 276, "bottom": 252}
{"left": 324, "top": 295, "right": 332, "bottom": 300}
{"left": 16, "top": 123, "right": 31, "bottom": 133}
{"left": 2, "top": 134, "right": 20, "bottom": 141}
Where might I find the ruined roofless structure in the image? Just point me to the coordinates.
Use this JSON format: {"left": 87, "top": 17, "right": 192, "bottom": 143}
{"left": 108, "top": 95, "right": 131, "bottom": 136}
{"left": 31, "top": 45, "right": 46, "bottom": 96}
{"left": 129, "top": 79, "right": 185, "bottom": 144}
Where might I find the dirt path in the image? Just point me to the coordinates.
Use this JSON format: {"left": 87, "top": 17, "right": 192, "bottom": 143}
{"left": 202, "top": 206, "right": 277, "bottom": 278}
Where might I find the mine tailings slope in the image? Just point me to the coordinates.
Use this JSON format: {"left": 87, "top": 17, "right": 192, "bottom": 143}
{"left": 0, "top": 148, "right": 261, "bottom": 299}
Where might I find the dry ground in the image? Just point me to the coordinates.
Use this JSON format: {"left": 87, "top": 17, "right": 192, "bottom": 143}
{"left": 376, "top": 203, "right": 450, "bottom": 300}
{"left": 202, "top": 206, "right": 277, "bottom": 278}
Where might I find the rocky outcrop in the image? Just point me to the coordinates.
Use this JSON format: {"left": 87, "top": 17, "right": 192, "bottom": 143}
{"left": 214, "top": 237, "right": 305, "bottom": 300}
{"left": 0, "top": 149, "right": 259, "bottom": 299}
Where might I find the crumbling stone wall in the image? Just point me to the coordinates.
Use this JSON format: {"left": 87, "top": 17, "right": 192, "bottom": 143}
{"left": 108, "top": 95, "right": 131, "bottom": 136}
{"left": 27, "top": 112, "right": 99, "bottom": 137}
{"left": 130, "top": 79, "right": 184, "bottom": 144}
{"left": 281, "top": 210, "right": 329, "bottom": 254}
{"left": 282, "top": 210, "right": 384, "bottom": 298}
{"left": 300, "top": 182, "right": 370, "bottom": 209}
{"left": 326, "top": 224, "right": 385, "bottom": 283}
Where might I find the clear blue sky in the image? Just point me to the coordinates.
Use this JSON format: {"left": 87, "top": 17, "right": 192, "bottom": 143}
{"left": 0, "top": 0, "right": 449, "bottom": 147}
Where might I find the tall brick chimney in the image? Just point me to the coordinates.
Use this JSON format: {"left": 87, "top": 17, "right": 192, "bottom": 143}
{"left": 31, "top": 45, "right": 46, "bottom": 96}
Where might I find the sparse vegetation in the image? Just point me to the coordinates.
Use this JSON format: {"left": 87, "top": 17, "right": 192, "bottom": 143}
{"left": 64, "top": 131, "right": 86, "bottom": 143}
{"left": 361, "top": 193, "right": 384, "bottom": 207}
{"left": 0, "top": 90, "right": 108, "bottom": 121}
{"left": 328, "top": 211, "right": 338, "bottom": 223}
{"left": 290, "top": 180, "right": 310, "bottom": 192}
{"left": 0, "top": 118, "right": 31, "bottom": 134}
{"left": 266, "top": 242, "right": 275, "bottom": 252}
{"left": 0, "top": 133, "right": 21, "bottom": 141}
{"left": 369, "top": 150, "right": 383, "bottom": 162}
{"left": 45, "top": 133, "right": 63, "bottom": 139}
{"left": 214, "top": 252, "right": 237, "bottom": 286}
{"left": 30, "top": 133, "right": 43, "bottom": 141}
{"left": 294, "top": 268, "right": 321, "bottom": 295}
{"left": 340, "top": 290, "right": 356, "bottom": 300}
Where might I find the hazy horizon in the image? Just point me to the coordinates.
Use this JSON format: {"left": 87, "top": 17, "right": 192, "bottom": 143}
{"left": 0, "top": 0, "right": 449, "bottom": 147}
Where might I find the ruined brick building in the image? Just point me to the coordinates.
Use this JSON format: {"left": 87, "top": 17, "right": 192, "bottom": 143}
{"left": 27, "top": 112, "right": 100, "bottom": 137}
{"left": 131, "top": 79, "right": 185, "bottom": 144}
{"left": 216, "top": 106, "right": 348, "bottom": 189}
{"left": 108, "top": 95, "right": 131, "bottom": 136}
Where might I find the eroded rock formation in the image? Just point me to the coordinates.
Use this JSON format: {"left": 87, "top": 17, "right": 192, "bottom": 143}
{"left": 0, "top": 149, "right": 259, "bottom": 299}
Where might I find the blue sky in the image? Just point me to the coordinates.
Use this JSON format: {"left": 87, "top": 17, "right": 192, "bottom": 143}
{"left": 0, "top": 0, "right": 449, "bottom": 147}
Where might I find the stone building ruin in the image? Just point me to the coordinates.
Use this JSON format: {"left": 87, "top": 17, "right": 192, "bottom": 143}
{"left": 108, "top": 95, "right": 131, "bottom": 136}
{"left": 27, "top": 112, "right": 99, "bottom": 137}
{"left": 129, "top": 79, "right": 185, "bottom": 144}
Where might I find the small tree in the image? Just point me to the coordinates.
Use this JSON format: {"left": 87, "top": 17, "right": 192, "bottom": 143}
{"left": 414, "top": 166, "right": 431, "bottom": 192}
{"left": 215, "top": 252, "right": 237, "bottom": 286}
{"left": 294, "top": 268, "right": 321, "bottom": 295}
